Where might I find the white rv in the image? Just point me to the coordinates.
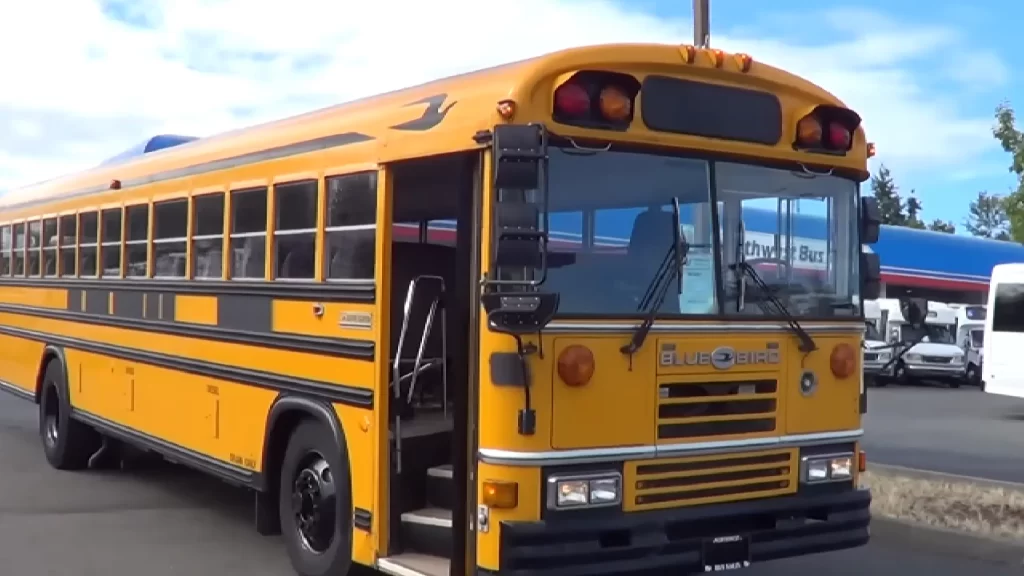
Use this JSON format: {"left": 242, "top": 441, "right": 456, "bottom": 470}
{"left": 873, "top": 298, "right": 966, "bottom": 387}
{"left": 983, "top": 264, "right": 1024, "bottom": 398}
{"left": 862, "top": 299, "right": 893, "bottom": 384}
{"left": 954, "top": 304, "right": 986, "bottom": 386}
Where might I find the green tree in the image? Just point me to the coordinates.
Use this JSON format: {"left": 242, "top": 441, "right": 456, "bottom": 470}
{"left": 870, "top": 164, "right": 906, "bottom": 225}
{"left": 993, "top": 101, "right": 1024, "bottom": 241}
{"left": 904, "top": 192, "right": 925, "bottom": 229}
{"left": 964, "top": 191, "right": 1010, "bottom": 239}
{"left": 927, "top": 219, "right": 956, "bottom": 234}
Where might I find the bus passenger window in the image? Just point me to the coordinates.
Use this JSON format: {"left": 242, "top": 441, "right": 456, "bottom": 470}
{"left": 192, "top": 193, "right": 224, "bottom": 279}
{"left": 101, "top": 208, "right": 122, "bottom": 277}
{"left": 27, "top": 221, "right": 41, "bottom": 277}
{"left": 125, "top": 205, "right": 149, "bottom": 277}
{"left": 153, "top": 199, "right": 188, "bottom": 278}
{"left": 78, "top": 212, "right": 98, "bottom": 277}
{"left": 42, "top": 218, "right": 57, "bottom": 277}
{"left": 325, "top": 172, "right": 376, "bottom": 280}
{"left": 274, "top": 181, "right": 316, "bottom": 280}
{"left": 230, "top": 187, "right": 267, "bottom": 279}
{"left": 12, "top": 223, "right": 25, "bottom": 277}
{"left": 58, "top": 215, "right": 77, "bottom": 277}
{"left": 0, "top": 225, "right": 10, "bottom": 276}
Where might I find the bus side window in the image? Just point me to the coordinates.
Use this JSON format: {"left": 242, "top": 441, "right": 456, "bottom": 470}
{"left": 125, "top": 205, "right": 149, "bottom": 277}
{"left": 192, "top": 193, "right": 225, "bottom": 279}
{"left": 42, "top": 217, "right": 57, "bottom": 277}
{"left": 153, "top": 199, "right": 188, "bottom": 279}
{"left": 78, "top": 214, "right": 98, "bottom": 277}
{"left": 0, "top": 225, "right": 10, "bottom": 276}
{"left": 101, "top": 208, "right": 122, "bottom": 278}
{"left": 993, "top": 282, "right": 1024, "bottom": 333}
{"left": 274, "top": 181, "right": 317, "bottom": 280}
{"left": 230, "top": 187, "right": 268, "bottom": 280}
{"left": 27, "top": 220, "right": 41, "bottom": 277}
{"left": 58, "top": 215, "right": 76, "bottom": 277}
{"left": 325, "top": 172, "right": 376, "bottom": 281}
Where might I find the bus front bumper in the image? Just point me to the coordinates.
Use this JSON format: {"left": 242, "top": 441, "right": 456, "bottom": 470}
{"left": 482, "top": 487, "right": 870, "bottom": 576}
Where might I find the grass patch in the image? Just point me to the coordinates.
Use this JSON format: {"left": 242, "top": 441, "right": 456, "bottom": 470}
{"left": 864, "top": 469, "right": 1024, "bottom": 539}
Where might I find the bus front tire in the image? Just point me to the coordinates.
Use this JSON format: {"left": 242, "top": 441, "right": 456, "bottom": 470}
{"left": 279, "top": 420, "right": 352, "bottom": 576}
{"left": 38, "top": 360, "right": 100, "bottom": 471}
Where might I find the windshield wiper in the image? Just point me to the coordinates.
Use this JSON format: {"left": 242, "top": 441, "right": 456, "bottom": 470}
{"left": 621, "top": 199, "right": 687, "bottom": 366}
{"left": 732, "top": 261, "right": 817, "bottom": 353}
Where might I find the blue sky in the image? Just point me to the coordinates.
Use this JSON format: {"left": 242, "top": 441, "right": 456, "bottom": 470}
{"left": 0, "top": 0, "right": 1018, "bottom": 231}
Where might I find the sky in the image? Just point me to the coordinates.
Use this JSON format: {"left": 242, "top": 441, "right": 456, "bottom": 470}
{"left": 0, "top": 0, "right": 1019, "bottom": 231}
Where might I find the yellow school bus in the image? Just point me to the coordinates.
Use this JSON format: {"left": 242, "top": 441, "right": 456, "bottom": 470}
{"left": 0, "top": 43, "right": 882, "bottom": 576}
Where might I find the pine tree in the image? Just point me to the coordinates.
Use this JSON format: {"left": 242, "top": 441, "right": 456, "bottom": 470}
{"left": 870, "top": 164, "right": 906, "bottom": 225}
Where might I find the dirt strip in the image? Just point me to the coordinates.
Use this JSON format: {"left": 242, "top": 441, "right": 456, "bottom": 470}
{"left": 864, "top": 468, "right": 1024, "bottom": 541}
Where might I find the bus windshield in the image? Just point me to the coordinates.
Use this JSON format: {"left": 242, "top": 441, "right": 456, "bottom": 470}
{"left": 544, "top": 147, "right": 717, "bottom": 315}
{"left": 540, "top": 147, "right": 860, "bottom": 318}
{"left": 718, "top": 163, "right": 860, "bottom": 318}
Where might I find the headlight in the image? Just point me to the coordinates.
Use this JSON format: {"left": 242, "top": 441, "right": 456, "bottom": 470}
{"left": 800, "top": 454, "right": 854, "bottom": 484}
{"left": 877, "top": 352, "right": 891, "bottom": 362}
{"left": 952, "top": 355, "right": 964, "bottom": 364}
{"left": 547, "top": 473, "right": 622, "bottom": 510}
{"left": 905, "top": 353, "right": 922, "bottom": 363}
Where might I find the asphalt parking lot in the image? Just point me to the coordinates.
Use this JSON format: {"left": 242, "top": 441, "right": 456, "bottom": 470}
{"left": 1, "top": 392, "right": 1021, "bottom": 576}
{"left": 863, "top": 382, "right": 1024, "bottom": 483}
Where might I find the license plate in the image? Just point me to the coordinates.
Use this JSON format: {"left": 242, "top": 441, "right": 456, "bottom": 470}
{"left": 701, "top": 534, "right": 751, "bottom": 572}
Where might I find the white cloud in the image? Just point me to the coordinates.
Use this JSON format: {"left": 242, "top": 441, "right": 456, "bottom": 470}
{"left": 0, "top": 0, "right": 1009, "bottom": 191}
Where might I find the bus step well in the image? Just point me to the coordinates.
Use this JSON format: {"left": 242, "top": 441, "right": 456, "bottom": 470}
{"left": 400, "top": 507, "right": 453, "bottom": 558}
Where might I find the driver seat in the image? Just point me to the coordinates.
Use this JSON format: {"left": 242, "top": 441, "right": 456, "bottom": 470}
{"left": 628, "top": 208, "right": 680, "bottom": 314}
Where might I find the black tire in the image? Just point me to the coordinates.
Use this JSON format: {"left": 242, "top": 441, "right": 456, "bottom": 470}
{"left": 279, "top": 420, "right": 352, "bottom": 576}
{"left": 949, "top": 379, "right": 961, "bottom": 389}
{"left": 38, "top": 360, "right": 101, "bottom": 470}
{"left": 967, "top": 364, "right": 981, "bottom": 387}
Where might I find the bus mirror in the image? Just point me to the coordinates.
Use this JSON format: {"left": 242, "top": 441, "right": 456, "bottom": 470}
{"left": 481, "top": 292, "right": 560, "bottom": 336}
{"left": 492, "top": 124, "right": 547, "bottom": 190}
{"left": 900, "top": 297, "right": 928, "bottom": 329}
{"left": 860, "top": 252, "right": 881, "bottom": 300}
{"left": 861, "top": 197, "right": 881, "bottom": 245}
{"left": 494, "top": 203, "right": 545, "bottom": 269}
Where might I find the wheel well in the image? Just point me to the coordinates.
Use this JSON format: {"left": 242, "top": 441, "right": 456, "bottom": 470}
{"left": 34, "top": 349, "right": 62, "bottom": 404}
{"left": 264, "top": 409, "right": 312, "bottom": 499}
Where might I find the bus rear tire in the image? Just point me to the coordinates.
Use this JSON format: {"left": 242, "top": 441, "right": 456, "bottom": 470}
{"left": 38, "top": 360, "right": 100, "bottom": 471}
{"left": 279, "top": 420, "right": 352, "bottom": 576}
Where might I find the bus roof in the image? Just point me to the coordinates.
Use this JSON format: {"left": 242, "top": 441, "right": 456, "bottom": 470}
{"left": 0, "top": 43, "right": 852, "bottom": 214}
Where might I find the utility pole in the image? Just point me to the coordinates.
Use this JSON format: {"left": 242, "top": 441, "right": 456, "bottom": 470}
{"left": 693, "top": 0, "right": 710, "bottom": 48}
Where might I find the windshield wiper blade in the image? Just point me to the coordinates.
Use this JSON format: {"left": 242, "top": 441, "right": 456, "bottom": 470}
{"left": 732, "top": 261, "right": 817, "bottom": 353}
{"left": 622, "top": 200, "right": 688, "bottom": 362}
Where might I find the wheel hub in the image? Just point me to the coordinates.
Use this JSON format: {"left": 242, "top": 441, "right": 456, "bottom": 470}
{"left": 291, "top": 455, "right": 336, "bottom": 554}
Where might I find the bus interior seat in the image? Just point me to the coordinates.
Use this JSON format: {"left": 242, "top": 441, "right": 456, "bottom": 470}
{"left": 628, "top": 208, "right": 680, "bottom": 314}
{"left": 279, "top": 247, "right": 314, "bottom": 279}
{"left": 203, "top": 249, "right": 223, "bottom": 278}
{"left": 388, "top": 241, "right": 457, "bottom": 410}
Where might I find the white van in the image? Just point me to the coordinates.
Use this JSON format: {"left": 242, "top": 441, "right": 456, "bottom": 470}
{"left": 983, "top": 264, "right": 1024, "bottom": 398}
{"left": 862, "top": 299, "right": 893, "bottom": 384}
{"left": 954, "top": 304, "right": 986, "bottom": 386}
{"left": 874, "top": 298, "right": 966, "bottom": 387}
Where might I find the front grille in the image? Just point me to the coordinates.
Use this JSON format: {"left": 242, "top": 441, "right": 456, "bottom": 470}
{"left": 922, "top": 355, "right": 951, "bottom": 364}
{"left": 863, "top": 353, "right": 879, "bottom": 361}
{"left": 657, "top": 379, "right": 778, "bottom": 440}
{"left": 626, "top": 449, "right": 797, "bottom": 511}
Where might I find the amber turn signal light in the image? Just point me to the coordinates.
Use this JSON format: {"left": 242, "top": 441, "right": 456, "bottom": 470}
{"left": 482, "top": 480, "right": 518, "bottom": 509}
{"left": 557, "top": 345, "right": 595, "bottom": 387}
{"left": 830, "top": 343, "right": 856, "bottom": 379}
